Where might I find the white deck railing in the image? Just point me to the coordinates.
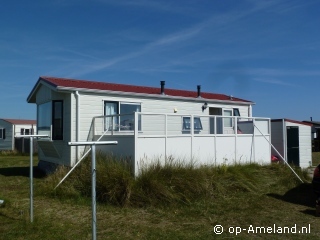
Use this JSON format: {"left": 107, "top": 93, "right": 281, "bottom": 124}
{"left": 91, "top": 113, "right": 271, "bottom": 175}
{"left": 92, "top": 113, "right": 270, "bottom": 137}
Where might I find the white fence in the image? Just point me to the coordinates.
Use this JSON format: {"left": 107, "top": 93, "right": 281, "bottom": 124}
{"left": 92, "top": 113, "right": 271, "bottom": 175}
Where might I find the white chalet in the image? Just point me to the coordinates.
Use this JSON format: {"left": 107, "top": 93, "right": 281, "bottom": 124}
{"left": 27, "top": 76, "right": 271, "bottom": 175}
{"left": 0, "top": 118, "right": 36, "bottom": 151}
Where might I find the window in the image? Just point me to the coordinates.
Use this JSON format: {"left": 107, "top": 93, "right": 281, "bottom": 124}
{"left": 52, "top": 100, "right": 63, "bottom": 140}
{"left": 20, "top": 128, "right": 32, "bottom": 135}
{"left": 104, "top": 101, "right": 141, "bottom": 131}
{"left": 38, "top": 102, "right": 52, "bottom": 132}
{"left": 182, "top": 117, "right": 203, "bottom": 131}
{"left": 37, "top": 100, "right": 63, "bottom": 140}
{"left": 0, "top": 128, "right": 5, "bottom": 139}
{"left": 233, "top": 108, "right": 240, "bottom": 117}
{"left": 223, "top": 110, "right": 233, "bottom": 127}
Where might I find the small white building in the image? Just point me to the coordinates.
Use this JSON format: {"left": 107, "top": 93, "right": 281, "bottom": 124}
{"left": 27, "top": 76, "right": 272, "bottom": 174}
{"left": 271, "top": 119, "right": 312, "bottom": 168}
{"left": 0, "top": 119, "right": 37, "bottom": 151}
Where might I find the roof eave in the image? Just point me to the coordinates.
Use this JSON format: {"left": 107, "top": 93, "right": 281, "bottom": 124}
{"left": 27, "top": 78, "right": 58, "bottom": 103}
{"left": 56, "top": 86, "right": 254, "bottom": 105}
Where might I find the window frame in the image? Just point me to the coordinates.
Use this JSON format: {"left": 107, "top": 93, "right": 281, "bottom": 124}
{"left": 37, "top": 101, "right": 52, "bottom": 133}
{"left": 52, "top": 100, "right": 64, "bottom": 140}
{"left": 233, "top": 108, "right": 241, "bottom": 117}
{"left": 104, "top": 101, "right": 141, "bottom": 131}
{"left": 37, "top": 100, "right": 63, "bottom": 140}
{"left": 223, "top": 109, "right": 233, "bottom": 128}
{"left": 182, "top": 117, "right": 203, "bottom": 131}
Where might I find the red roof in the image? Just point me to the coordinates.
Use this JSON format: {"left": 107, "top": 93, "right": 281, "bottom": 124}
{"left": 271, "top": 119, "right": 313, "bottom": 126}
{"left": 29, "top": 76, "right": 253, "bottom": 104}
{"left": 2, "top": 119, "right": 36, "bottom": 125}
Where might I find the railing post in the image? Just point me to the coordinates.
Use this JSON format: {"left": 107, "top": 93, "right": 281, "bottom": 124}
{"left": 253, "top": 118, "right": 256, "bottom": 163}
{"left": 93, "top": 117, "right": 96, "bottom": 139}
{"left": 50, "top": 125, "right": 53, "bottom": 141}
{"left": 134, "top": 112, "right": 139, "bottom": 176}
{"left": 30, "top": 136, "right": 34, "bottom": 222}
{"left": 191, "top": 115, "right": 194, "bottom": 160}
{"left": 111, "top": 116, "right": 114, "bottom": 135}
{"left": 214, "top": 116, "right": 217, "bottom": 134}
{"left": 214, "top": 116, "right": 217, "bottom": 165}
{"left": 91, "top": 144, "right": 97, "bottom": 240}
{"left": 165, "top": 114, "right": 167, "bottom": 161}
{"left": 235, "top": 116, "right": 237, "bottom": 163}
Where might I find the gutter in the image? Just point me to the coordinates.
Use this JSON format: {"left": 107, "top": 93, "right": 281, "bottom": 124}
{"left": 75, "top": 91, "right": 80, "bottom": 161}
{"left": 248, "top": 104, "right": 253, "bottom": 117}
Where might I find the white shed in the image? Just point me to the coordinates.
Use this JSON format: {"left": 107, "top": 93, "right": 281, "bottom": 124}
{"left": 0, "top": 119, "right": 37, "bottom": 151}
{"left": 27, "top": 76, "right": 272, "bottom": 175}
{"left": 271, "top": 119, "right": 312, "bottom": 168}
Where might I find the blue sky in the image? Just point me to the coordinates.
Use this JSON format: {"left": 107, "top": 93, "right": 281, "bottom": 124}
{"left": 1, "top": 0, "right": 320, "bottom": 121}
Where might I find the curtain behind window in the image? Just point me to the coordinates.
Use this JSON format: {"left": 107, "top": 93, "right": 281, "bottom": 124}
{"left": 104, "top": 102, "right": 118, "bottom": 130}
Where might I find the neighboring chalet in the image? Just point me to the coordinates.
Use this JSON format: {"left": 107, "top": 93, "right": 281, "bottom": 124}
{"left": 271, "top": 119, "right": 312, "bottom": 168}
{"left": 0, "top": 118, "right": 37, "bottom": 152}
{"left": 27, "top": 76, "right": 272, "bottom": 175}
{"left": 302, "top": 120, "right": 320, "bottom": 152}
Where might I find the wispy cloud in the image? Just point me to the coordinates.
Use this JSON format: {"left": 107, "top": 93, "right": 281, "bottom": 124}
{"left": 97, "top": 0, "right": 174, "bottom": 11}
{"left": 253, "top": 78, "right": 298, "bottom": 87}
{"left": 249, "top": 68, "right": 320, "bottom": 77}
{"left": 63, "top": 19, "right": 207, "bottom": 77}
{"left": 46, "top": 0, "right": 316, "bottom": 78}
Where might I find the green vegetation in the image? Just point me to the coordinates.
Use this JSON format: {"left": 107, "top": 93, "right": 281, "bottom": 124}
{"left": 1, "top": 153, "right": 320, "bottom": 239}
{"left": 312, "top": 152, "right": 320, "bottom": 166}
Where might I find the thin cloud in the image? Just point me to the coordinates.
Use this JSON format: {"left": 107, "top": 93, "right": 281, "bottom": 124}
{"left": 97, "top": 0, "right": 173, "bottom": 10}
{"left": 56, "top": 0, "right": 307, "bottom": 78}
{"left": 250, "top": 68, "right": 320, "bottom": 77}
{"left": 65, "top": 20, "right": 207, "bottom": 77}
{"left": 253, "top": 78, "right": 298, "bottom": 87}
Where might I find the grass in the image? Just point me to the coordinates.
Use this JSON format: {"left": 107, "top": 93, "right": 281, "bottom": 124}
{"left": 313, "top": 152, "right": 320, "bottom": 166}
{"left": 1, "top": 153, "right": 320, "bottom": 239}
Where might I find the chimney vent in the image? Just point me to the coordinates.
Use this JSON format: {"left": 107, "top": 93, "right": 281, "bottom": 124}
{"left": 197, "top": 85, "right": 201, "bottom": 98}
{"left": 160, "top": 81, "right": 165, "bottom": 95}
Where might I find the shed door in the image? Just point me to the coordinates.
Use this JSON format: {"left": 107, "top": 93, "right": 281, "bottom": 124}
{"left": 287, "top": 126, "right": 300, "bottom": 166}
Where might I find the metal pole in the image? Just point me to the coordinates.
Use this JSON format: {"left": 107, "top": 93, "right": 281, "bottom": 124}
{"left": 15, "top": 134, "right": 48, "bottom": 223}
{"left": 67, "top": 141, "right": 117, "bottom": 240}
{"left": 91, "top": 144, "right": 97, "bottom": 240}
{"left": 30, "top": 136, "right": 34, "bottom": 223}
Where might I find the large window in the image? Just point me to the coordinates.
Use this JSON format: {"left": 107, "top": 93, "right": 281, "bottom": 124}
{"left": 0, "top": 128, "right": 5, "bottom": 139}
{"left": 104, "top": 101, "right": 141, "bottom": 131}
{"left": 38, "top": 101, "right": 52, "bottom": 132}
{"left": 37, "top": 100, "right": 63, "bottom": 140}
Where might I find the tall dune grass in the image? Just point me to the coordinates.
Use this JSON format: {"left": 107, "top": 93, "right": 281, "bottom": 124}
{"left": 38, "top": 153, "right": 309, "bottom": 208}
